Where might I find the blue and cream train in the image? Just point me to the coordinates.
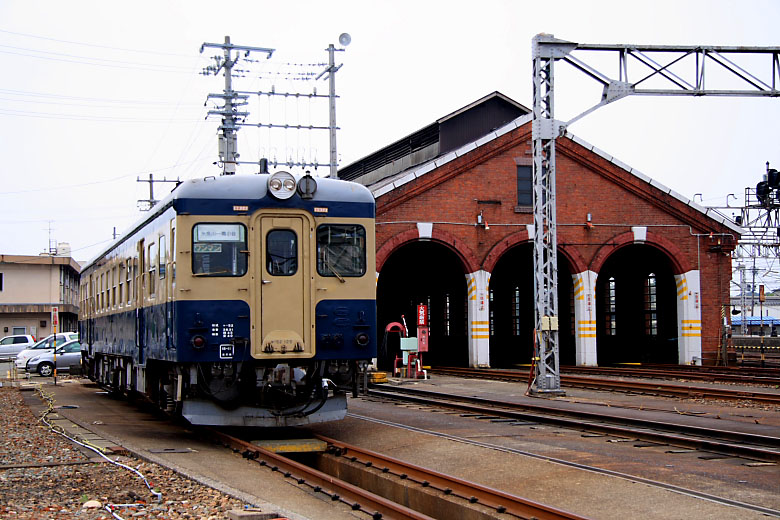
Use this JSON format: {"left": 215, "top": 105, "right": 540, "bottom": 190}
{"left": 78, "top": 171, "right": 376, "bottom": 426}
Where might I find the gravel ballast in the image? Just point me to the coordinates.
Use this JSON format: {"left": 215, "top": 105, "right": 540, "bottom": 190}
{"left": 0, "top": 384, "right": 257, "bottom": 519}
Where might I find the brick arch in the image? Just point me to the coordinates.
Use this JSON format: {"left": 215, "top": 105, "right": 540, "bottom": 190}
{"left": 557, "top": 238, "right": 589, "bottom": 274}
{"left": 482, "top": 229, "right": 530, "bottom": 273}
{"left": 589, "top": 230, "right": 692, "bottom": 275}
{"left": 375, "top": 226, "right": 480, "bottom": 274}
{"left": 481, "top": 229, "right": 588, "bottom": 274}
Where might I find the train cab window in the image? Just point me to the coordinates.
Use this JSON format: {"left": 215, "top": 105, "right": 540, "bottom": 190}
{"left": 316, "top": 224, "right": 366, "bottom": 278}
{"left": 192, "top": 223, "right": 247, "bottom": 276}
{"left": 266, "top": 230, "right": 297, "bottom": 276}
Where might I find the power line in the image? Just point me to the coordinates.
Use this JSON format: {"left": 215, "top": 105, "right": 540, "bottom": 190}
{"left": 0, "top": 107, "right": 204, "bottom": 123}
{"left": 0, "top": 47, "right": 200, "bottom": 74}
{"left": 0, "top": 95, "right": 201, "bottom": 110}
{"left": 0, "top": 87, "right": 190, "bottom": 105}
{"left": 0, "top": 28, "right": 194, "bottom": 57}
{"left": 0, "top": 158, "right": 209, "bottom": 196}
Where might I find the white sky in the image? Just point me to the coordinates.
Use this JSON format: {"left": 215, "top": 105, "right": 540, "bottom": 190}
{"left": 1, "top": 0, "right": 779, "bottom": 287}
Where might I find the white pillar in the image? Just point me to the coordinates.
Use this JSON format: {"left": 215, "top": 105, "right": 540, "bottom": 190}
{"left": 676, "top": 270, "right": 702, "bottom": 364}
{"left": 572, "top": 270, "right": 598, "bottom": 365}
{"left": 466, "top": 270, "right": 491, "bottom": 367}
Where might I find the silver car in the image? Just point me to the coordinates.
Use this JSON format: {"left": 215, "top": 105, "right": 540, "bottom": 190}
{"left": 26, "top": 339, "right": 82, "bottom": 377}
{"left": 15, "top": 332, "right": 79, "bottom": 369}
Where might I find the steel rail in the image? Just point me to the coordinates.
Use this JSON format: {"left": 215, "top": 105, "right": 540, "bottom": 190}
{"left": 561, "top": 365, "right": 780, "bottom": 386}
{"left": 201, "top": 427, "right": 436, "bottom": 520}
{"left": 562, "top": 374, "right": 780, "bottom": 405}
{"left": 366, "top": 387, "right": 780, "bottom": 463}
{"left": 315, "top": 434, "right": 589, "bottom": 520}
{"left": 429, "top": 367, "right": 780, "bottom": 405}
{"left": 348, "top": 413, "right": 780, "bottom": 519}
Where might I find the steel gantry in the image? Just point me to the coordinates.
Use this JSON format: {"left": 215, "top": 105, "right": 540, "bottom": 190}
{"left": 530, "top": 35, "right": 780, "bottom": 394}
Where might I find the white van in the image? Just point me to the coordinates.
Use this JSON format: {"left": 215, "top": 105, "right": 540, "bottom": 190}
{"left": 0, "top": 334, "right": 36, "bottom": 359}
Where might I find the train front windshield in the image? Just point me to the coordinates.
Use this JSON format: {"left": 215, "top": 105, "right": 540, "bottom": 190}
{"left": 316, "top": 224, "right": 366, "bottom": 278}
{"left": 192, "top": 223, "right": 248, "bottom": 276}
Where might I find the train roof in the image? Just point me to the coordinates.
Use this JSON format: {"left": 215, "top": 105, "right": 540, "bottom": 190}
{"left": 171, "top": 173, "right": 375, "bottom": 204}
{"left": 82, "top": 173, "right": 374, "bottom": 270}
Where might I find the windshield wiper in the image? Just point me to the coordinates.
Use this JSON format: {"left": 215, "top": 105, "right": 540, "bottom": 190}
{"left": 324, "top": 252, "right": 346, "bottom": 283}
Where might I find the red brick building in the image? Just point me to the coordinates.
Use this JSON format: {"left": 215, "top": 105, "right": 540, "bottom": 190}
{"left": 340, "top": 92, "right": 739, "bottom": 368}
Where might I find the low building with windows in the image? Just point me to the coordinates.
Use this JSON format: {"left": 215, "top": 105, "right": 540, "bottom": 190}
{"left": 340, "top": 92, "right": 739, "bottom": 367}
{"left": 0, "top": 251, "right": 80, "bottom": 340}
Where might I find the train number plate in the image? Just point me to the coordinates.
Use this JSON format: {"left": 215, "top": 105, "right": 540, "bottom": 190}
{"left": 219, "top": 344, "right": 234, "bottom": 360}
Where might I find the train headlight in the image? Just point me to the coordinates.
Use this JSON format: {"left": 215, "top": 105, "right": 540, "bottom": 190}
{"left": 267, "top": 171, "right": 297, "bottom": 200}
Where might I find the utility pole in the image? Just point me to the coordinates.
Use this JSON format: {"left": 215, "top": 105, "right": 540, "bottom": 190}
{"left": 201, "top": 36, "right": 274, "bottom": 176}
{"left": 316, "top": 34, "right": 350, "bottom": 178}
{"left": 137, "top": 174, "right": 180, "bottom": 211}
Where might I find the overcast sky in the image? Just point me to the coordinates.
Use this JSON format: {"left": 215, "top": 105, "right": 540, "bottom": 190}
{"left": 1, "top": 0, "right": 779, "bottom": 286}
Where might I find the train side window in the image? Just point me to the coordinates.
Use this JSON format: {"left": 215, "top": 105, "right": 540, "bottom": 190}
{"left": 148, "top": 242, "right": 156, "bottom": 296}
{"left": 266, "top": 230, "right": 297, "bottom": 276}
{"left": 316, "top": 224, "right": 366, "bottom": 277}
{"left": 126, "top": 259, "right": 133, "bottom": 305}
{"left": 159, "top": 235, "right": 167, "bottom": 280}
{"left": 170, "top": 223, "right": 176, "bottom": 284}
{"left": 111, "top": 267, "right": 116, "bottom": 307}
{"left": 192, "top": 223, "right": 247, "bottom": 276}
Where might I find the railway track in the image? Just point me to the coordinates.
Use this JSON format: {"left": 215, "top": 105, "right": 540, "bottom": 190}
{"left": 366, "top": 385, "right": 780, "bottom": 464}
{"left": 429, "top": 367, "right": 780, "bottom": 405}
{"left": 202, "top": 427, "right": 587, "bottom": 520}
{"left": 562, "top": 365, "right": 780, "bottom": 386}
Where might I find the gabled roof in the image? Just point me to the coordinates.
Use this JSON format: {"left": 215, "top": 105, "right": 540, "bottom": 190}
{"left": 435, "top": 91, "right": 529, "bottom": 124}
{"left": 338, "top": 92, "right": 529, "bottom": 183}
{"left": 358, "top": 95, "right": 742, "bottom": 235}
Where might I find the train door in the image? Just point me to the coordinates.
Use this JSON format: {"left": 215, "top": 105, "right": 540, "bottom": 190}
{"left": 254, "top": 214, "right": 314, "bottom": 358}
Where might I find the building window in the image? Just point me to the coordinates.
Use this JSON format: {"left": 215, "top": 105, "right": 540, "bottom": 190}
{"left": 489, "top": 289, "right": 495, "bottom": 336}
{"left": 444, "top": 293, "right": 451, "bottom": 336}
{"left": 0, "top": 272, "right": 3, "bottom": 291}
{"left": 604, "top": 277, "right": 617, "bottom": 335}
{"left": 517, "top": 165, "right": 533, "bottom": 206}
{"left": 644, "top": 273, "right": 658, "bottom": 336}
{"left": 512, "top": 286, "right": 521, "bottom": 336}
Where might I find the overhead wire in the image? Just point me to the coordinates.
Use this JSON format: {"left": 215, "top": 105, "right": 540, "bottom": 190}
{"left": 0, "top": 28, "right": 192, "bottom": 57}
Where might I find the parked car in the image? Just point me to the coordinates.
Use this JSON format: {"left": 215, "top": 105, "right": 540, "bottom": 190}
{"left": 0, "top": 334, "right": 36, "bottom": 358}
{"left": 26, "top": 339, "right": 82, "bottom": 377}
{"left": 15, "top": 332, "right": 79, "bottom": 370}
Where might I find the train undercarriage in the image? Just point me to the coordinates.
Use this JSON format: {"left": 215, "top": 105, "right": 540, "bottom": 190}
{"left": 83, "top": 353, "right": 362, "bottom": 427}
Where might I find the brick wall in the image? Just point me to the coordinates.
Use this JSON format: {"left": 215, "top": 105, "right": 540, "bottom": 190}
{"left": 374, "top": 122, "right": 734, "bottom": 362}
